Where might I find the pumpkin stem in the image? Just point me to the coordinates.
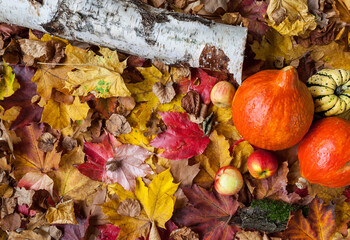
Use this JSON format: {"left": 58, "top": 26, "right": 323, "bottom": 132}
{"left": 276, "top": 66, "right": 299, "bottom": 88}
{"left": 296, "top": 177, "right": 309, "bottom": 189}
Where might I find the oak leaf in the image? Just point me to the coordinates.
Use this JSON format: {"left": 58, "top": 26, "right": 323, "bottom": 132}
{"left": 65, "top": 45, "right": 130, "bottom": 98}
{"left": 150, "top": 111, "right": 210, "bottom": 160}
{"left": 78, "top": 133, "right": 153, "bottom": 191}
{"left": 13, "top": 124, "right": 61, "bottom": 180}
{"left": 46, "top": 200, "right": 77, "bottom": 224}
{"left": 172, "top": 184, "right": 240, "bottom": 240}
{"left": 102, "top": 169, "right": 179, "bottom": 240}
{"left": 283, "top": 197, "right": 337, "bottom": 240}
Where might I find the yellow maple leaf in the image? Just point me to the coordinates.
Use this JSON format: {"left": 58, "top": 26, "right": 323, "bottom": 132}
{"left": 214, "top": 122, "right": 242, "bottom": 141}
{"left": 29, "top": 29, "right": 69, "bottom": 44}
{"left": 231, "top": 141, "right": 254, "bottom": 173}
{"left": 32, "top": 65, "right": 70, "bottom": 101}
{"left": 63, "top": 44, "right": 130, "bottom": 98}
{"left": 46, "top": 200, "right": 78, "bottom": 224}
{"left": 335, "top": 200, "right": 350, "bottom": 225}
{"left": 266, "top": 0, "right": 317, "bottom": 36}
{"left": 309, "top": 184, "right": 346, "bottom": 204}
{"left": 194, "top": 130, "right": 232, "bottom": 187}
{"left": 212, "top": 105, "right": 233, "bottom": 124}
{"left": 49, "top": 148, "right": 102, "bottom": 202}
{"left": 41, "top": 97, "right": 90, "bottom": 129}
{"left": 102, "top": 169, "right": 179, "bottom": 240}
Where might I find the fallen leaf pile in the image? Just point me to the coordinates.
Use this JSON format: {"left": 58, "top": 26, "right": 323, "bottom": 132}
{"left": 0, "top": 0, "right": 350, "bottom": 239}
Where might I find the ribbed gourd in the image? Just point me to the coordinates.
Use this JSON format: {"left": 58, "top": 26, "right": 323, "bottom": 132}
{"left": 307, "top": 69, "right": 350, "bottom": 116}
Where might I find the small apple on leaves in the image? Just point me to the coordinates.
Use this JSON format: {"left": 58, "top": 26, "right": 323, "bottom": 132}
{"left": 210, "top": 81, "right": 236, "bottom": 108}
{"left": 247, "top": 149, "right": 278, "bottom": 179}
{"left": 214, "top": 166, "right": 243, "bottom": 195}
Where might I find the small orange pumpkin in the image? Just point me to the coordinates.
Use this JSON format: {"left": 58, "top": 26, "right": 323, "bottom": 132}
{"left": 232, "top": 66, "right": 314, "bottom": 150}
{"left": 298, "top": 117, "right": 350, "bottom": 188}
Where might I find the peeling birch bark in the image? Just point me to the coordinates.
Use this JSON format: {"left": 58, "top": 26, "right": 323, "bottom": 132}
{"left": 0, "top": 0, "right": 247, "bottom": 83}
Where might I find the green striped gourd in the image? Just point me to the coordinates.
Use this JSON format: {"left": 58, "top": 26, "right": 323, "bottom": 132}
{"left": 307, "top": 69, "right": 350, "bottom": 116}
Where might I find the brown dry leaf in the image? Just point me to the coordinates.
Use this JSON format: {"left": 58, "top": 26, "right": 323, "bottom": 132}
{"left": 235, "top": 230, "right": 266, "bottom": 240}
{"left": 8, "top": 230, "right": 50, "bottom": 240}
{"left": 0, "top": 213, "right": 21, "bottom": 231}
{"left": 27, "top": 213, "right": 48, "bottom": 230}
{"left": 106, "top": 113, "right": 131, "bottom": 136}
{"left": 117, "top": 198, "right": 141, "bottom": 217}
{"left": 170, "top": 227, "right": 199, "bottom": 240}
{"left": 152, "top": 82, "right": 176, "bottom": 104}
{"left": 46, "top": 200, "right": 77, "bottom": 224}
{"left": 170, "top": 159, "right": 200, "bottom": 187}
{"left": 82, "top": 188, "right": 108, "bottom": 226}
{"left": 0, "top": 197, "right": 16, "bottom": 218}
{"left": 14, "top": 187, "right": 35, "bottom": 207}
{"left": 0, "top": 184, "right": 13, "bottom": 198}
{"left": 201, "top": 0, "right": 229, "bottom": 13}
{"left": 246, "top": 161, "right": 301, "bottom": 204}
{"left": 116, "top": 96, "right": 136, "bottom": 116}
{"left": 181, "top": 91, "right": 201, "bottom": 117}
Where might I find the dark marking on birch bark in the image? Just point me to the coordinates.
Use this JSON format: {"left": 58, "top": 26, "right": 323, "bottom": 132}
{"left": 41, "top": 3, "right": 68, "bottom": 34}
{"left": 199, "top": 44, "right": 230, "bottom": 72}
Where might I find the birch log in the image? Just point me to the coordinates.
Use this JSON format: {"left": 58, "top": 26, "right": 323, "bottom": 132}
{"left": 0, "top": 0, "right": 247, "bottom": 83}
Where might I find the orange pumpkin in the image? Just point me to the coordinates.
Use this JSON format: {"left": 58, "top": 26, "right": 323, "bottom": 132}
{"left": 232, "top": 66, "right": 314, "bottom": 150}
{"left": 298, "top": 117, "right": 350, "bottom": 188}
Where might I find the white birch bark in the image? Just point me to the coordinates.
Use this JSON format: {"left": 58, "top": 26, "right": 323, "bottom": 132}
{"left": 0, "top": 0, "right": 247, "bottom": 83}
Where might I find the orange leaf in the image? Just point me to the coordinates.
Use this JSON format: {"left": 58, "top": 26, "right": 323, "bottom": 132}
{"left": 13, "top": 124, "right": 61, "bottom": 180}
{"left": 284, "top": 197, "right": 337, "bottom": 240}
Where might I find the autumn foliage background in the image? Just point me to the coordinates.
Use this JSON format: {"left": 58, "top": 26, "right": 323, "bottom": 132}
{"left": 0, "top": 0, "right": 350, "bottom": 239}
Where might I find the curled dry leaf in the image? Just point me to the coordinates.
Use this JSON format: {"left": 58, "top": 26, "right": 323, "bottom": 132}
{"left": 38, "top": 132, "right": 57, "bottom": 152}
{"left": 46, "top": 200, "right": 77, "bottom": 225}
{"left": 117, "top": 198, "right": 141, "bottom": 217}
{"left": 170, "top": 227, "right": 199, "bottom": 240}
{"left": 234, "top": 230, "right": 267, "bottom": 240}
{"left": 201, "top": 0, "right": 229, "bottom": 13}
{"left": 116, "top": 96, "right": 136, "bottom": 116}
{"left": 62, "top": 136, "right": 77, "bottom": 151}
{"left": 106, "top": 114, "right": 131, "bottom": 136}
{"left": 0, "top": 213, "right": 21, "bottom": 231}
{"left": 152, "top": 81, "right": 176, "bottom": 104}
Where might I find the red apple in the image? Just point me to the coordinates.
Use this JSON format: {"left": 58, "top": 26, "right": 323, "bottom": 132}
{"left": 247, "top": 150, "right": 278, "bottom": 179}
{"left": 210, "top": 81, "right": 236, "bottom": 108}
{"left": 214, "top": 166, "right": 243, "bottom": 195}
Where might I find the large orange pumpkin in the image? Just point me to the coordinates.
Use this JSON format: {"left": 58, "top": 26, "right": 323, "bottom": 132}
{"left": 232, "top": 66, "right": 314, "bottom": 150}
{"left": 298, "top": 117, "right": 350, "bottom": 188}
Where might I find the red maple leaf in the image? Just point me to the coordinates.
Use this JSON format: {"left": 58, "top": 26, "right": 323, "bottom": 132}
{"left": 172, "top": 185, "right": 240, "bottom": 240}
{"left": 150, "top": 111, "right": 210, "bottom": 160}
{"left": 78, "top": 133, "right": 153, "bottom": 191}
{"left": 177, "top": 69, "right": 218, "bottom": 104}
{"left": 97, "top": 224, "right": 120, "bottom": 240}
